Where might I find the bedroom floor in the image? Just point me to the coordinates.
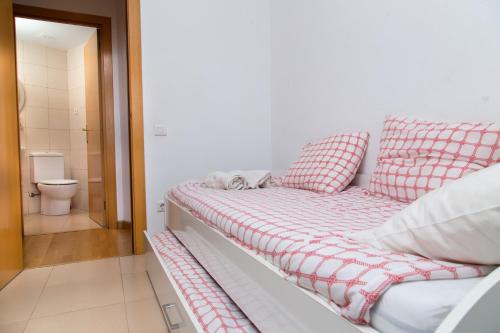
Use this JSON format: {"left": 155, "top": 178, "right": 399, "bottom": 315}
{"left": 0, "top": 256, "right": 167, "bottom": 333}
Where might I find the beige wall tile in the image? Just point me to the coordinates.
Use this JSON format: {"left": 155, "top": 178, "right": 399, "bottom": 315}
{"left": 24, "top": 64, "right": 47, "bottom": 87}
{"left": 28, "top": 196, "right": 41, "bottom": 214}
{"left": 72, "top": 190, "right": 89, "bottom": 211}
{"left": 23, "top": 42, "right": 46, "bottom": 66}
{"left": 26, "top": 107, "right": 49, "bottom": 129}
{"left": 67, "top": 67, "right": 84, "bottom": 90}
{"left": 67, "top": 45, "right": 84, "bottom": 70}
{"left": 17, "top": 62, "right": 25, "bottom": 80}
{"left": 46, "top": 48, "right": 67, "bottom": 70}
{"left": 18, "top": 110, "right": 27, "bottom": 129}
{"left": 48, "top": 89, "right": 69, "bottom": 110}
{"left": 25, "top": 85, "right": 48, "bottom": 108}
{"left": 26, "top": 128, "right": 50, "bottom": 150}
{"left": 70, "top": 129, "right": 87, "bottom": 149}
{"left": 72, "top": 169, "right": 88, "bottom": 190}
{"left": 49, "top": 109, "right": 70, "bottom": 130}
{"left": 69, "top": 108, "right": 86, "bottom": 130}
{"left": 16, "top": 40, "right": 24, "bottom": 63}
{"left": 22, "top": 193, "right": 29, "bottom": 216}
{"left": 49, "top": 130, "right": 70, "bottom": 150}
{"left": 70, "top": 149, "right": 86, "bottom": 169}
{"left": 47, "top": 69, "right": 68, "bottom": 90}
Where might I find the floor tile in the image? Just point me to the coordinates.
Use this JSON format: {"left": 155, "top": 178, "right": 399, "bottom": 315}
{"left": 25, "top": 303, "right": 128, "bottom": 333}
{"left": 32, "top": 277, "right": 124, "bottom": 318}
{"left": 120, "top": 255, "right": 146, "bottom": 275}
{"left": 24, "top": 210, "right": 100, "bottom": 236}
{"left": 126, "top": 298, "right": 167, "bottom": 333}
{"left": 122, "top": 271, "right": 155, "bottom": 302}
{"left": 0, "top": 321, "right": 27, "bottom": 333}
{"left": 46, "top": 257, "right": 120, "bottom": 286}
{"left": 0, "top": 267, "right": 52, "bottom": 325}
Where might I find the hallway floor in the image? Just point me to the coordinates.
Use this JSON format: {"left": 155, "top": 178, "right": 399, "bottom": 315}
{"left": 0, "top": 256, "right": 167, "bottom": 333}
{"left": 23, "top": 224, "right": 133, "bottom": 268}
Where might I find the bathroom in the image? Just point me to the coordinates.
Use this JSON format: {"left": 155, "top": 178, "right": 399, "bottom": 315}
{"left": 17, "top": 18, "right": 103, "bottom": 239}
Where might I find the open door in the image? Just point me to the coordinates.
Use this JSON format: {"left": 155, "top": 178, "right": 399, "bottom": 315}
{"left": 84, "top": 31, "right": 106, "bottom": 227}
{"left": 0, "top": 0, "right": 23, "bottom": 288}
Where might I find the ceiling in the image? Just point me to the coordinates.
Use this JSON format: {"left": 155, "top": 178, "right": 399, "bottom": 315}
{"left": 15, "top": 17, "right": 96, "bottom": 50}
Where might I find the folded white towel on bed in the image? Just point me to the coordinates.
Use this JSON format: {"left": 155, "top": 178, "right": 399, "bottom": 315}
{"left": 240, "top": 170, "right": 272, "bottom": 189}
{"left": 204, "top": 171, "right": 247, "bottom": 190}
{"left": 204, "top": 170, "right": 272, "bottom": 190}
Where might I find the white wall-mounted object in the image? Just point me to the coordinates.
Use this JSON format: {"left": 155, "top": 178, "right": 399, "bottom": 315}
{"left": 153, "top": 124, "right": 167, "bottom": 137}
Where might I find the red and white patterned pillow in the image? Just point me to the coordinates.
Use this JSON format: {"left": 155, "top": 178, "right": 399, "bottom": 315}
{"left": 282, "top": 132, "right": 369, "bottom": 194}
{"left": 369, "top": 116, "right": 500, "bottom": 202}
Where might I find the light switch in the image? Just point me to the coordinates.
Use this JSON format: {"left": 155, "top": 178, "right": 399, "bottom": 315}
{"left": 154, "top": 124, "right": 167, "bottom": 136}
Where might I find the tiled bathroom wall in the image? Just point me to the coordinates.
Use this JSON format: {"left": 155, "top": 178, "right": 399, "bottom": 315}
{"left": 18, "top": 40, "right": 89, "bottom": 215}
{"left": 68, "top": 45, "right": 89, "bottom": 211}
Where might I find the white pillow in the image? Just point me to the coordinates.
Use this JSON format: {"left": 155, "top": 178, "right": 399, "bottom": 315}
{"left": 352, "top": 163, "right": 500, "bottom": 265}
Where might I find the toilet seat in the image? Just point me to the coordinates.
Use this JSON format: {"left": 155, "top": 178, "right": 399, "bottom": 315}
{"left": 39, "top": 179, "right": 79, "bottom": 185}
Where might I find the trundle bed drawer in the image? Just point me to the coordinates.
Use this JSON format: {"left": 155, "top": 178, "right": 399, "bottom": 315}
{"left": 145, "top": 233, "right": 199, "bottom": 333}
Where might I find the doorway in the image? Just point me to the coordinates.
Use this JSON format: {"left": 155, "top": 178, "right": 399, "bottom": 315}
{"left": 0, "top": 0, "right": 146, "bottom": 289}
{"left": 13, "top": 6, "right": 132, "bottom": 268}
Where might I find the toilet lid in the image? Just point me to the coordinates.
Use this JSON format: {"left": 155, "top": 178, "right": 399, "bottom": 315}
{"left": 40, "top": 179, "right": 79, "bottom": 185}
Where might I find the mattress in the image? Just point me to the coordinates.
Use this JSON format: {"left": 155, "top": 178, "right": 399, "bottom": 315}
{"left": 370, "top": 278, "right": 481, "bottom": 333}
{"left": 153, "top": 229, "right": 258, "bottom": 333}
{"left": 168, "top": 182, "right": 491, "bottom": 325}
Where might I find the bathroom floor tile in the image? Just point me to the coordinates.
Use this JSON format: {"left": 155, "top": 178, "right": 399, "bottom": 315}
{"left": 0, "top": 320, "right": 27, "bottom": 333}
{"left": 125, "top": 298, "right": 167, "bottom": 333}
{"left": 122, "top": 271, "right": 155, "bottom": 302}
{"left": 120, "top": 255, "right": 146, "bottom": 275}
{"left": 32, "top": 275, "right": 124, "bottom": 318}
{"left": 25, "top": 303, "right": 128, "bottom": 333}
{"left": 1, "top": 257, "right": 160, "bottom": 333}
{"left": 0, "top": 267, "right": 52, "bottom": 325}
{"left": 24, "top": 210, "right": 101, "bottom": 236}
{"left": 46, "top": 257, "right": 120, "bottom": 286}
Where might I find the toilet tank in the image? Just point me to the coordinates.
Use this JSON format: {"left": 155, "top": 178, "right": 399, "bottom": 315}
{"left": 29, "top": 152, "right": 65, "bottom": 183}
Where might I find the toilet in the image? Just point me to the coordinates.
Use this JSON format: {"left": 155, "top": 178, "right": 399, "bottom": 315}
{"left": 30, "top": 152, "right": 79, "bottom": 216}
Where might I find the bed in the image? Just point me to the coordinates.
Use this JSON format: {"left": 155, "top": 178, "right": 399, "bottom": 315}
{"left": 145, "top": 180, "right": 500, "bottom": 333}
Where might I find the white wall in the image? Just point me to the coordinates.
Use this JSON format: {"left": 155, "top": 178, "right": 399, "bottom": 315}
{"left": 14, "top": 0, "right": 132, "bottom": 222}
{"left": 140, "top": 0, "right": 272, "bottom": 234}
{"left": 270, "top": 0, "right": 500, "bottom": 176}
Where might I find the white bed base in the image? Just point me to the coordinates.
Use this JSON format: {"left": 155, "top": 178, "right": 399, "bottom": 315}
{"left": 146, "top": 200, "right": 500, "bottom": 333}
{"left": 145, "top": 231, "right": 202, "bottom": 333}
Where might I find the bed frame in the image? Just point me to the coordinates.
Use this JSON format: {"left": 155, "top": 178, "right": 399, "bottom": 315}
{"left": 145, "top": 200, "right": 500, "bottom": 333}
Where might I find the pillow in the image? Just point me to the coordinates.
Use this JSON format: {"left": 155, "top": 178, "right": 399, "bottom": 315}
{"left": 353, "top": 163, "right": 500, "bottom": 265}
{"left": 369, "top": 116, "right": 500, "bottom": 202}
{"left": 281, "top": 132, "right": 369, "bottom": 194}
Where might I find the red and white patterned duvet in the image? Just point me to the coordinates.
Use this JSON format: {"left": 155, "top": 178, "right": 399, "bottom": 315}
{"left": 153, "top": 229, "right": 258, "bottom": 333}
{"left": 168, "top": 182, "right": 491, "bottom": 324}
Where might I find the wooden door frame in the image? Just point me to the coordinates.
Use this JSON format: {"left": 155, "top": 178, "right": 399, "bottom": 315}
{"left": 127, "top": 0, "right": 147, "bottom": 254}
{"left": 0, "top": 0, "right": 23, "bottom": 288}
{"left": 13, "top": 4, "right": 118, "bottom": 229}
